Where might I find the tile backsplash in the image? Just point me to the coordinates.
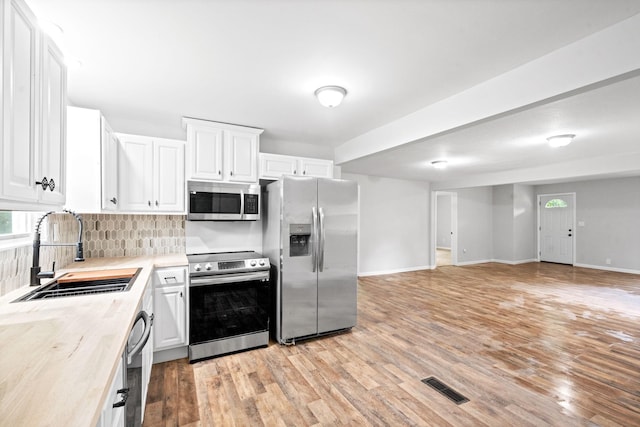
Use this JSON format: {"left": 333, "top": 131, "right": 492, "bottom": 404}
{"left": 0, "top": 213, "right": 185, "bottom": 297}
{"left": 82, "top": 214, "right": 185, "bottom": 258}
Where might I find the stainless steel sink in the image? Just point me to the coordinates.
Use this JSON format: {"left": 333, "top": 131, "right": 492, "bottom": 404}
{"left": 14, "top": 268, "right": 141, "bottom": 302}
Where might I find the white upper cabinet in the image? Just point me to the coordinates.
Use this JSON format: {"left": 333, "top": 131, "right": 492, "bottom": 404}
{"left": 1, "top": 0, "right": 67, "bottom": 209}
{"left": 117, "top": 133, "right": 185, "bottom": 213}
{"left": 101, "top": 118, "right": 119, "bottom": 210}
{"left": 298, "top": 157, "right": 334, "bottom": 178}
{"left": 259, "top": 153, "right": 334, "bottom": 180}
{"left": 183, "top": 118, "right": 263, "bottom": 184}
{"left": 66, "top": 107, "right": 119, "bottom": 213}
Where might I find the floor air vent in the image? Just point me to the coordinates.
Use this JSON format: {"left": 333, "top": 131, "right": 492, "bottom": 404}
{"left": 422, "top": 377, "right": 469, "bottom": 405}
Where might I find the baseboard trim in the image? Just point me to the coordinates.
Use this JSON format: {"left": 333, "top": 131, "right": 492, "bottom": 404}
{"left": 573, "top": 263, "right": 640, "bottom": 275}
{"left": 491, "top": 258, "right": 538, "bottom": 265}
{"left": 455, "top": 259, "right": 493, "bottom": 266}
{"left": 359, "top": 265, "right": 433, "bottom": 277}
{"left": 153, "top": 346, "right": 188, "bottom": 364}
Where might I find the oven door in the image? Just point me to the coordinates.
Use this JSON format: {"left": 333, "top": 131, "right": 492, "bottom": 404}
{"left": 189, "top": 271, "right": 270, "bottom": 361}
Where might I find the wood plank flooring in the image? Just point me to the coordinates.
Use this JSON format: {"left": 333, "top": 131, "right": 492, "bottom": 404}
{"left": 143, "top": 262, "right": 640, "bottom": 426}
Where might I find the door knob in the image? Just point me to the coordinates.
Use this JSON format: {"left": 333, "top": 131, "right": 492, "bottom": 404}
{"left": 568, "top": 233, "right": 572, "bottom": 237}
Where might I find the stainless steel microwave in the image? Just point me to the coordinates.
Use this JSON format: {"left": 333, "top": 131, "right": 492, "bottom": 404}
{"left": 187, "top": 181, "right": 260, "bottom": 221}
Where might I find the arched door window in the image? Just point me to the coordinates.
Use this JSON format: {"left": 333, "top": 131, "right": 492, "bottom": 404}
{"left": 544, "top": 198, "right": 568, "bottom": 208}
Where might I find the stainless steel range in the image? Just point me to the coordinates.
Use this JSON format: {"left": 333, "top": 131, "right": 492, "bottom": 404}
{"left": 187, "top": 251, "right": 271, "bottom": 362}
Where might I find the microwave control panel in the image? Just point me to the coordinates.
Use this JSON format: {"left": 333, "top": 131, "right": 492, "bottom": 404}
{"left": 244, "top": 194, "right": 259, "bottom": 214}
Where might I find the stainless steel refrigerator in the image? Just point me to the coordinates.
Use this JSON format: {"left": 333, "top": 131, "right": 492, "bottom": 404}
{"left": 263, "top": 175, "right": 358, "bottom": 344}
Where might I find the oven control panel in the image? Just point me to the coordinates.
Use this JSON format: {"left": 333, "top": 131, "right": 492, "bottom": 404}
{"left": 190, "top": 257, "right": 270, "bottom": 275}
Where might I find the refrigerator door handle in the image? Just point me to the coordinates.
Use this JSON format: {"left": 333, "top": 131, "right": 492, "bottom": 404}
{"left": 318, "top": 207, "right": 325, "bottom": 272}
{"left": 312, "top": 206, "right": 318, "bottom": 272}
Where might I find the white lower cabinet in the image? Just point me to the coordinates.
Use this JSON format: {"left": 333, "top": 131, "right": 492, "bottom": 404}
{"left": 153, "top": 267, "right": 187, "bottom": 351}
{"left": 96, "top": 354, "right": 125, "bottom": 427}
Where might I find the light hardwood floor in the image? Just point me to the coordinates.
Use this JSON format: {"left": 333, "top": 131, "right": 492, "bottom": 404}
{"left": 143, "top": 262, "right": 640, "bottom": 426}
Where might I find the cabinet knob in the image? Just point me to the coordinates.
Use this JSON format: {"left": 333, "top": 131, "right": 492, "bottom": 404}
{"left": 110, "top": 197, "right": 117, "bottom": 205}
{"left": 293, "top": 170, "right": 297, "bottom": 175}
{"left": 179, "top": 291, "right": 183, "bottom": 298}
{"left": 155, "top": 200, "right": 159, "bottom": 206}
{"left": 303, "top": 170, "right": 306, "bottom": 175}
{"left": 35, "top": 177, "right": 49, "bottom": 190}
{"left": 48, "top": 179, "right": 55, "bottom": 191}
{"left": 218, "top": 170, "right": 221, "bottom": 175}
{"left": 230, "top": 171, "right": 233, "bottom": 176}
{"left": 148, "top": 201, "right": 151, "bottom": 207}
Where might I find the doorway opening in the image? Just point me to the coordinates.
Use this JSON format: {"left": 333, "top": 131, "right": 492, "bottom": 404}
{"left": 432, "top": 191, "right": 457, "bottom": 267}
{"left": 537, "top": 192, "right": 576, "bottom": 265}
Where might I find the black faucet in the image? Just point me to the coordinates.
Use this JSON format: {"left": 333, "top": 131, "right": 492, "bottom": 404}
{"left": 30, "top": 209, "right": 85, "bottom": 286}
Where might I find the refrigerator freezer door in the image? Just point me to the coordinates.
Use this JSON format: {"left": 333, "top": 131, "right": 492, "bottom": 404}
{"left": 281, "top": 176, "right": 319, "bottom": 341}
{"left": 317, "top": 178, "right": 358, "bottom": 333}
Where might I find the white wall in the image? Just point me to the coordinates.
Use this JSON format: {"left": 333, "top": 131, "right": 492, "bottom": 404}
{"left": 436, "top": 194, "right": 452, "bottom": 248}
{"left": 491, "top": 184, "right": 536, "bottom": 263}
{"left": 342, "top": 173, "right": 430, "bottom": 275}
{"left": 492, "top": 185, "right": 513, "bottom": 261}
{"left": 513, "top": 184, "right": 536, "bottom": 262}
{"left": 535, "top": 176, "right": 640, "bottom": 272}
{"left": 260, "top": 139, "right": 334, "bottom": 160}
{"left": 454, "top": 186, "right": 493, "bottom": 264}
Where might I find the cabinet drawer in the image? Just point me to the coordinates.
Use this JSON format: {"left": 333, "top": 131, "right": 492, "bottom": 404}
{"left": 153, "top": 267, "right": 186, "bottom": 286}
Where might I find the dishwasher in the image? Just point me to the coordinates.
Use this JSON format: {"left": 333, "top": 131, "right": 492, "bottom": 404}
{"left": 123, "top": 309, "right": 153, "bottom": 427}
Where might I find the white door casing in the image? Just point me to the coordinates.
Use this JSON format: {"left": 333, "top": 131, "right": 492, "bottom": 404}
{"left": 538, "top": 193, "right": 575, "bottom": 265}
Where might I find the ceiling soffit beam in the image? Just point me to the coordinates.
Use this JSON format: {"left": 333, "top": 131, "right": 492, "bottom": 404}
{"left": 431, "top": 151, "right": 640, "bottom": 190}
{"left": 334, "top": 14, "right": 640, "bottom": 165}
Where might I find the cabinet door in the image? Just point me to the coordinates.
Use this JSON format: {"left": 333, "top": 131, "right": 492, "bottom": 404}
{"left": 118, "top": 136, "right": 153, "bottom": 211}
{"left": 186, "top": 126, "right": 223, "bottom": 180}
{"left": 39, "top": 34, "right": 66, "bottom": 205}
{"left": 259, "top": 153, "right": 297, "bottom": 179}
{"left": 299, "top": 157, "right": 334, "bottom": 178}
{"left": 153, "top": 139, "right": 184, "bottom": 212}
{"left": 153, "top": 285, "right": 186, "bottom": 350}
{"left": 2, "top": 0, "right": 40, "bottom": 202}
{"left": 101, "top": 119, "right": 119, "bottom": 210}
{"left": 225, "top": 130, "right": 258, "bottom": 183}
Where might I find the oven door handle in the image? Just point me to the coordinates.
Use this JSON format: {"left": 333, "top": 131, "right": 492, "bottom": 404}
{"left": 190, "top": 271, "right": 269, "bottom": 286}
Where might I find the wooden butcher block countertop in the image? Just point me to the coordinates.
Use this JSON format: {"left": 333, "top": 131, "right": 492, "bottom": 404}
{"left": 0, "top": 254, "right": 187, "bottom": 427}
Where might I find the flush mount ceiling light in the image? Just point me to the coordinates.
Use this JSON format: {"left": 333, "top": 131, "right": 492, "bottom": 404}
{"left": 314, "top": 86, "right": 347, "bottom": 108}
{"left": 547, "top": 134, "right": 575, "bottom": 148}
{"left": 431, "top": 160, "right": 448, "bottom": 169}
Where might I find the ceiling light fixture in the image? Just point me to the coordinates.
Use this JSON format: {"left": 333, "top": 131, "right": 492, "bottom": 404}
{"left": 315, "top": 86, "right": 347, "bottom": 108}
{"left": 431, "top": 160, "right": 448, "bottom": 169}
{"left": 547, "top": 134, "right": 575, "bottom": 148}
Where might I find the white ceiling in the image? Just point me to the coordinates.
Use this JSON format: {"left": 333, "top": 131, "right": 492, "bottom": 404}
{"left": 26, "top": 0, "right": 640, "bottom": 187}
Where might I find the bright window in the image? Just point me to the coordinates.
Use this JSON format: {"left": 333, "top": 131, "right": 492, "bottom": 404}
{"left": 544, "top": 199, "right": 568, "bottom": 208}
{"left": 0, "top": 211, "right": 42, "bottom": 240}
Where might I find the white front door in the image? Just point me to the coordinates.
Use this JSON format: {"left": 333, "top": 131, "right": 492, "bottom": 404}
{"left": 539, "top": 194, "right": 574, "bottom": 264}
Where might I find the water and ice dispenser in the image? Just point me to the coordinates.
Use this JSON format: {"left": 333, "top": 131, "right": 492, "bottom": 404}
{"left": 289, "top": 224, "right": 311, "bottom": 257}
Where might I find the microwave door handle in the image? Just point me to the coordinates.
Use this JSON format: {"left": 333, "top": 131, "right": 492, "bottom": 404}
{"left": 240, "top": 189, "right": 245, "bottom": 219}
{"left": 318, "top": 207, "right": 325, "bottom": 272}
{"left": 312, "top": 206, "right": 318, "bottom": 272}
